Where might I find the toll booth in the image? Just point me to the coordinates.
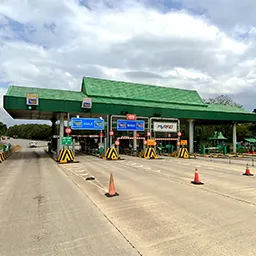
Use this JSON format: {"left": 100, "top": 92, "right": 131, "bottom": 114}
{"left": 117, "top": 136, "right": 145, "bottom": 156}
{"left": 76, "top": 135, "right": 105, "bottom": 156}
{"left": 149, "top": 118, "right": 180, "bottom": 155}
{"left": 155, "top": 138, "right": 178, "bottom": 155}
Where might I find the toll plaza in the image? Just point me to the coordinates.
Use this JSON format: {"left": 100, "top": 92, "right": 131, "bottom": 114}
{"left": 4, "top": 77, "right": 256, "bottom": 256}
{"left": 3, "top": 76, "right": 256, "bottom": 162}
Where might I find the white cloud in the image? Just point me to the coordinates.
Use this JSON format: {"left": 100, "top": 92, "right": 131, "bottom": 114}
{"left": 0, "top": 0, "right": 256, "bottom": 125}
{"left": 181, "top": 0, "right": 256, "bottom": 31}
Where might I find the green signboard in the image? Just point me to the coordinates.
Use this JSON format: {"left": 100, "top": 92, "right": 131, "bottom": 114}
{"left": 62, "top": 137, "right": 72, "bottom": 146}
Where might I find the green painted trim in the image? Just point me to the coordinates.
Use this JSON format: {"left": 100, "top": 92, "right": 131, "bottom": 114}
{"left": 4, "top": 95, "right": 256, "bottom": 122}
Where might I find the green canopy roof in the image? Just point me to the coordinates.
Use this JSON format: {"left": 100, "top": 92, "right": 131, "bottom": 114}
{"left": 4, "top": 76, "right": 256, "bottom": 121}
{"left": 244, "top": 138, "right": 256, "bottom": 143}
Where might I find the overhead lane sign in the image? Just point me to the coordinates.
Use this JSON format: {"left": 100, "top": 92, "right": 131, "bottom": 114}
{"left": 26, "top": 92, "right": 39, "bottom": 106}
{"left": 117, "top": 120, "right": 145, "bottom": 131}
{"left": 71, "top": 118, "right": 104, "bottom": 130}
{"left": 153, "top": 122, "right": 177, "bottom": 132}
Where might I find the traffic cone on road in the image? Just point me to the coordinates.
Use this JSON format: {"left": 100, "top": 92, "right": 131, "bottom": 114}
{"left": 243, "top": 164, "right": 254, "bottom": 176}
{"left": 105, "top": 172, "right": 119, "bottom": 197}
{"left": 191, "top": 168, "right": 204, "bottom": 185}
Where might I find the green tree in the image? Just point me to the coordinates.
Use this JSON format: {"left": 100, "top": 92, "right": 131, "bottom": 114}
{"left": 0, "top": 122, "right": 7, "bottom": 136}
{"left": 7, "top": 124, "right": 51, "bottom": 140}
{"left": 205, "top": 95, "right": 243, "bottom": 109}
{"left": 194, "top": 95, "right": 252, "bottom": 147}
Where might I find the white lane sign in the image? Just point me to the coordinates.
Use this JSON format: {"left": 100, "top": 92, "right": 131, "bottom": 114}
{"left": 153, "top": 122, "right": 177, "bottom": 132}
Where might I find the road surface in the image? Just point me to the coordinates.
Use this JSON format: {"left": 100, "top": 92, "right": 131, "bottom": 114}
{"left": 0, "top": 140, "right": 140, "bottom": 256}
{"left": 61, "top": 152, "right": 256, "bottom": 256}
{"left": 2, "top": 139, "right": 256, "bottom": 255}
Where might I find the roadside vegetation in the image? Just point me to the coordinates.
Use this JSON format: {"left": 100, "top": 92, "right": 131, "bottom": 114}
{"left": 7, "top": 124, "right": 51, "bottom": 140}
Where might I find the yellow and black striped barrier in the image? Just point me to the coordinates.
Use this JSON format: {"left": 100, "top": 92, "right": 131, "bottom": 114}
{"left": 57, "top": 149, "right": 77, "bottom": 164}
{"left": 0, "top": 152, "right": 6, "bottom": 163}
{"left": 177, "top": 148, "right": 189, "bottom": 159}
{"left": 11, "top": 145, "right": 21, "bottom": 153}
{"left": 144, "top": 147, "right": 158, "bottom": 159}
{"left": 0, "top": 145, "right": 21, "bottom": 163}
{"left": 104, "top": 148, "right": 119, "bottom": 160}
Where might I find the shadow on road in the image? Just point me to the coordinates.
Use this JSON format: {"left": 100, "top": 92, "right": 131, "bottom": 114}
{"left": 10, "top": 149, "right": 52, "bottom": 160}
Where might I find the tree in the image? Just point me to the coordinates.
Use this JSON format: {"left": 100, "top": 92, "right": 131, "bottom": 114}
{"left": 193, "top": 95, "right": 254, "bottom": 147}
{"left": 205, "top": 95, "right": 243, "bottom": 109}
{"left": 0, "top": 122, "right": 7, "bottom": 136}
{"left": 7, "top": 124, "right": 51, "bottom": 140}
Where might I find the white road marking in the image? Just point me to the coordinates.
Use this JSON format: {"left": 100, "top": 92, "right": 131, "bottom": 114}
{"left": 76, "top": 170, "right": 87, "bottom": 173}
{"left": 80, "top": 173, "right": 89, "bottom": 176}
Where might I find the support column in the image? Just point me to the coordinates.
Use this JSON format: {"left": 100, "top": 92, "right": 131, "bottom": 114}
{"left": 50, "top": 118, "right": 57, "bottom": 135}
{"left": 133, "top": 131, "right": 137, "bottom": 151}
{"left": 107, "top": 115, "right": 110, "bottom": 148}
{"left": 188, "top": 119, "right": 194, "bottom": 154}
{"left": 58, "top": 113, "right": 65, "bottom": 154}
{"left": 72, "top": 138, "right": 76, "bottom": 156}
{"left": 233, "top": 122, "right": 237, "bottom": 154}
{"left": 50, "top": 117, "right": 57, "bottom": 152}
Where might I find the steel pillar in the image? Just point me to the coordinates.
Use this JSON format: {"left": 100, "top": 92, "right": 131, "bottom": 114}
{"left": 188, "top": 119, "right": 194, "bottom": 154}
{"left": 233, "top": 123, "right": 237, "bottom": 154}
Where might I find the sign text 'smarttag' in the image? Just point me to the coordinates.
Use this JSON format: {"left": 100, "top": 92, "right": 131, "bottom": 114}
{"left": 153, "top": 122, "right": 177, "bottom": 132}
{"left": 157, "top": 125, "right": 174, "bottom": 130}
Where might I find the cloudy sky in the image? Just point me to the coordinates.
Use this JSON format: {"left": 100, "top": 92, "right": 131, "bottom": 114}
{"left": 1, "top": 0, "right": 256, "bottom": 126}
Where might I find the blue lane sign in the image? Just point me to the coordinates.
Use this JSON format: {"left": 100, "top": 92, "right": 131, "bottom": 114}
{"left": 117, "top": 120, "right": 145, "bottom": 131}
{"left": 71, "top": 118, "right": 104, "bottom": 130}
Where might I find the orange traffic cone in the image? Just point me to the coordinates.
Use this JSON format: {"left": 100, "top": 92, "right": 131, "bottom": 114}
{"left": 105, "top": 172, "right": 119, "bottom": 197}
{"left": 243, "top": 164, "right": 254, "bottom": 176}
{"left": 191, "top": 168, "right": 204, "bottom": 185}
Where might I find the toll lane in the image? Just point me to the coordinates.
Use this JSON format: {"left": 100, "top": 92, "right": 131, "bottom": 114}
{"left": 0, "top": 146, "right": 140, "bottom": 256}
{"left": 61, "top": 154, "right": 256, "bottom": 256}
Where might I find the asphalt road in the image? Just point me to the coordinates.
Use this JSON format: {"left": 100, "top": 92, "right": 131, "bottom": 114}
{"left": 0, "top": 140, "right": 140, "bottom": 256}
{"left": 2, "top": 139, "right": 256, "bottom": 255}
{"left": 60, "top": 152, "right": 256, "bottom": 256}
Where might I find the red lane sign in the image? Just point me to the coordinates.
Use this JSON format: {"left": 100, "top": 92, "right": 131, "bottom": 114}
{"left": 115, "top": 140, "right": 120, "bottom": 146}
{"left": 100, "top": 131, "right": 103, "bottom": 137}
{"left": 65, "top": 127, "right": 72, "bottom": 134}
{"left": 109, "top": 130, "right": 114, "bottom": 136}
{"left": 126, "top": 114, "right": 137, "bottom": 120}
